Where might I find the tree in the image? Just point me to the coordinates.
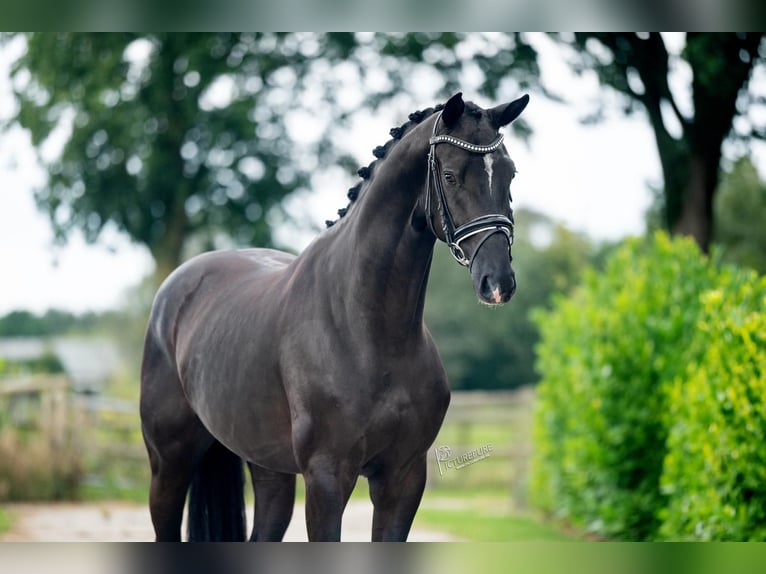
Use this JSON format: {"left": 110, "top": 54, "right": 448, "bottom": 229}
{"left": 6, "top": 33, "right": 349, "bottom": 281}
{"left": 0, "top": 309, "right": 97, "bottom": 337}
{"left": 561, "top": 33, "right": 765, "bottom": 252}
{"left": 5, "top": 33, "right": 541, "bottom": 284}
{"left": 714, "top": 156, "right": 766, "bottom": 273}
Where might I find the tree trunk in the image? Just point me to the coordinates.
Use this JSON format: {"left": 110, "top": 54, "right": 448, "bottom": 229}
{"left": 671, "top": 153, "right": 718, "bottom": 252}
{"left": 147, "top": 35, "right": 193, "bottom": 288}
{"left": 670, "top": 32, "right": 764, "bottom": 253}
{"left": 151, "top": 198, "right": 188, "bottom": 287}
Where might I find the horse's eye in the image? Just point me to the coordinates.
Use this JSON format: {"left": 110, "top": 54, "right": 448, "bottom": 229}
{"left": 444, "top": 171, "right": 457, "bottom": 185}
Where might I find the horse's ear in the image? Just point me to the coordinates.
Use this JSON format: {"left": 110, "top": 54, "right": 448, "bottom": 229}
{"left": 441, "top": 92, "right": 465, "bottom": 127}
{"left": 490, "top": 94, "right": 530, "bottom": 128}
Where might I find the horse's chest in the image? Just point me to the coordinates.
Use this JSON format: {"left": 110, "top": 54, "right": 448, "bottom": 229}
{"left": 359, "top": 376, "right": 449, "bottom": 459}
{"left": 280, "top": 328, "right": 449, "bottom": 463}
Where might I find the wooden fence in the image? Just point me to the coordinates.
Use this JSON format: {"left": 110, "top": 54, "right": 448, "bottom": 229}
{"left": 1, "top": 376, "right": 537, "bottom": 502}
{"left": 427, "top": 386, "right": 536, "bottom": 508}
{"left": 0, "top": 375, "right": 71, "bottom": 448}
{"left": 0, "top": 376, "right": 146, "bottom": 495}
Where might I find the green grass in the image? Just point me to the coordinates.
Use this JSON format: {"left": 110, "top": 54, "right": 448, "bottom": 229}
{"left": 434, "top": 422, "right": 516, "bottom": 448}
{"left": 0, "top": 507, "right": 12, "bottom": 534}
{"left": 413, "top": 486, "right": 578, "bottom": 542}
{"left": 275, "top": 475, "right": 574, "bottom": 543}
{"left": 425, "top": 485, "right": 512, "bottom": 500}
{"left": 79, "top": 482, "right": 149, "bottom": 503}
{"left": 414, "top": 501, "right": 576, "bottom": 542}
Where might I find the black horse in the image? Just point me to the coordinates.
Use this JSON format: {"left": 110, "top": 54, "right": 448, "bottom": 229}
{"left": 140, "top": 92, "right": 529, "bottom": 541}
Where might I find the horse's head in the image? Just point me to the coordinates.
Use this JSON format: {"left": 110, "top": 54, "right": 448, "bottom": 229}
{"left": 425, "top": 92, "right": 529, "bottom": 305}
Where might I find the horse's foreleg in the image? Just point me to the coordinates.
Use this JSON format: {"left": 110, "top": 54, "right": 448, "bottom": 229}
{"left": 368, "top": 455, "right": 427, "bottom": 542}
{"left": 302, "top": 454, "right": 359, "bottom": 541}
{"left": 248, "top": 464, "right": 296, "bottom": 541}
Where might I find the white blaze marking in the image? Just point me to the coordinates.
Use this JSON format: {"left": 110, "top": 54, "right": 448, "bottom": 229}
{"left": 484, "top": 153, "right": 494, "bottom": 195}
{"left": 492, "top": 286, "right": 502, "bottom": 304}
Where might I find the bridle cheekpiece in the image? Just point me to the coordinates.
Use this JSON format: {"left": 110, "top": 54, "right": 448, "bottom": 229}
{"left": 426, "top": 112, "right": 515, "bottom": 268}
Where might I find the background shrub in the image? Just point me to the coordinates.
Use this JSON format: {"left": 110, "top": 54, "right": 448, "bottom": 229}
{"left": 659, "top": 269, "right": 766, "bottom": 540}
{"left": 530, "top": 232, "right": 716, "bottom": 539}
{"left": 0, "top": 427, "right": 81, "bottom": 501}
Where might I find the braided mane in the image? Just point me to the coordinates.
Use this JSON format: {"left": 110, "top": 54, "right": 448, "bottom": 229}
{"left": 325, "top": 102, "right": 449, "bottom": 228}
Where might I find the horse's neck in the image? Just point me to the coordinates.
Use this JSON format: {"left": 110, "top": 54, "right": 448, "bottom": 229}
{"left": 352, "top": 120, "right": 433, "bottom": 241}
{"left": 331, "top": 122, "right": 436, "bottom": 338}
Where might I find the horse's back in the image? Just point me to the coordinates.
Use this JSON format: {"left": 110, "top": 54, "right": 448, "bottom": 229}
{"left": 168, "top": 248, "right": 296, "bottom": 288}
{"left": 145, "top": 248, "right": 295, "bottom": 366}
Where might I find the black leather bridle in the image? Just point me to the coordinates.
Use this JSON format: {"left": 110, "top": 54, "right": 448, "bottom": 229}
{"left": 425, "top": 112, "right": 515, "bottom": 268}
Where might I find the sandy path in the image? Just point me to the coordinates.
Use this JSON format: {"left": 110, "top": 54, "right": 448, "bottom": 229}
{"left": 0, "top": 500, "right": 456, "bottom": 542}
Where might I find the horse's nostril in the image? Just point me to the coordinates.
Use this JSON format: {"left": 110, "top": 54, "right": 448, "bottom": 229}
{"left": 480, "top": 275, "right": 491, "bottom": 296}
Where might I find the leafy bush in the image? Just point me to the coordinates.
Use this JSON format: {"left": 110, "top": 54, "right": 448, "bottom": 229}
{"left": 659, "top": 269, "right": 766, "bottom": 540}
{"left": 530, "top": 232, "right": 716, "bottom": 539}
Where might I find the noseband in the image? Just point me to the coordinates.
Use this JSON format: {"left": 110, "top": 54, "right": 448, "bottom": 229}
{"left": 426, "top": 113, "right": 514, "bottom": 268}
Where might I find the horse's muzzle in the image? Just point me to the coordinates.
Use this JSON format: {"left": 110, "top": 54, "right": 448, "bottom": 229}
{"left": 470, "top": 232, "right": 516, "bottom": 306}
{"left": 477, "top": 270, "right": 516, "bottom": 305}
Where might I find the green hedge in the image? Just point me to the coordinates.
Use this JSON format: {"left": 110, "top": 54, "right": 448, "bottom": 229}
{"left": 659, "top": 269, "right": 766, "bottom": 540}
{"left": 530, "top": 231, "right": 766, "bottom": 540}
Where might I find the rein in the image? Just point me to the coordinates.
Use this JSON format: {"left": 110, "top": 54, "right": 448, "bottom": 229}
{"left": 426, "top": 112, "right": 514, "bottom": 268}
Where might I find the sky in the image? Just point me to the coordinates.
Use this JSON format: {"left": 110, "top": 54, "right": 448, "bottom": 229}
{"left": 0, "top": 33, "right": 760, "bottom": 315}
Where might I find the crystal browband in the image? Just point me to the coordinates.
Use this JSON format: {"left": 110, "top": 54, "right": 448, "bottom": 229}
{"left": 428, "top": 133, "right": 504, "bottom": 154}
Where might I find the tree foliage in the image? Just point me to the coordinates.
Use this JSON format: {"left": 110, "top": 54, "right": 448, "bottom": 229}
{"left": 0, "top": 309, "right": 98, "bottom": 337}
{"left": 7, "top": 33, "right": 337, "bottom": 279}
{"left": 714, "top": 156, "right": 766, "bottom": 274}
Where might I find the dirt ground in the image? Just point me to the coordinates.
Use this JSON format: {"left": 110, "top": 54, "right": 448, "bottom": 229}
{"left": 0, "top": 500, "right": 456, "bottom": 542}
